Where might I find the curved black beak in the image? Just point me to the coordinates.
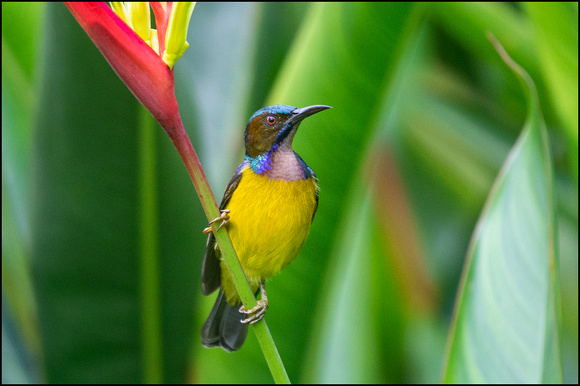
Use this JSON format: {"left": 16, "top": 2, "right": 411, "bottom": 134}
{"left": 289, "top": 105, "right": 332, "bottom": 124}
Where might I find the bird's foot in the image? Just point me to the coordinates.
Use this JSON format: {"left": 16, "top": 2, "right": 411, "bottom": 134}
{"left": 239, "top": 299, "right": 269, "bottom": 325}
{"left": 203, "top": 209, "right": 230, "bottom": 234}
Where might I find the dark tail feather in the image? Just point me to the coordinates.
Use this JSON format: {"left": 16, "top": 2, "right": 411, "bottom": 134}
{"left": 201, "top": 290, "right": 248, "bottom": 352}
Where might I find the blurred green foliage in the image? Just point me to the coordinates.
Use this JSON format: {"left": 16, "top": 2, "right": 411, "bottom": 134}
{"left": 2, "top": 2, "right": 577, "bottom": 384}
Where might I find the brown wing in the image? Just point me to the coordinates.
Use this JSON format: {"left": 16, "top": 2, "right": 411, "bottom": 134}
{"left": 201, "top": 163, "right": 246, "bottom": 295}
{"left": 311, "top": 174, "right": 319, "bottom": 223}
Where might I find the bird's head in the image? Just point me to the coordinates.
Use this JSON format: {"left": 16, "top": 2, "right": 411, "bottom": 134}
{"left": 244, "top": 104, "right": 331, "bottom": 158}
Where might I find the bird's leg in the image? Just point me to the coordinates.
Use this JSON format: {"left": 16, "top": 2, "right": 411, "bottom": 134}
{"left": 202, "top": 209, "right": 231, "bottom": 234}
{"left": 239, "top": 281, "right": 269, "bottom": 324}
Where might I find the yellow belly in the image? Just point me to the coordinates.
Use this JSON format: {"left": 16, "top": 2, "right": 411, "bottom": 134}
{"left": 220, "top": 167, "right": 318, "bottom": 304}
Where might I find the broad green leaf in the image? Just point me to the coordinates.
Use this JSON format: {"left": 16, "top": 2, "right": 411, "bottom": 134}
{"left": 2, "top": 3, "right": 45, "bottom": 383}
{"left": 30, "top": 4, "right": 203, "bottom": 383}
{"left": 443, "top": 39, "right": 561, "bottom": 383}
{"left": 1, "top": 2, "right": 45, "bottom": 81}
{"left": 304, "top": 187, "right": 383, "bottom": 383}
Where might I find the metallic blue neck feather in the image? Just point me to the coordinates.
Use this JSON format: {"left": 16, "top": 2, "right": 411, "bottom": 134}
{"left": 245, "top": 148, "right": 275, "bottom": 174}
{"left": 244, "top": 148, "right": 314, "bottom": 179}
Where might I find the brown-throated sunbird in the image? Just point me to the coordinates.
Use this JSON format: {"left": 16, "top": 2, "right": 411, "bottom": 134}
{"left": 201, "top": 104, "right": 331, "bottom": 352}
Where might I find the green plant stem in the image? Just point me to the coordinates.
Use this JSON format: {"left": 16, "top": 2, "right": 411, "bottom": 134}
{"left": 163, "top": 113, "right": 290, "bottom": 384}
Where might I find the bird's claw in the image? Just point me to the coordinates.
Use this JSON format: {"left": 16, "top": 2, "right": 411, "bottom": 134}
{"left": 239, "top": 299, "right": 269, "bottom": 325}
{"left": 203, "top": 209, "right": 231, "bottom": 234}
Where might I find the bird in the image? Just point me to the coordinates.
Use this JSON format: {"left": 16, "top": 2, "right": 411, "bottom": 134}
{"left": 200, "top": 104, "right": 331, "bottom": 352}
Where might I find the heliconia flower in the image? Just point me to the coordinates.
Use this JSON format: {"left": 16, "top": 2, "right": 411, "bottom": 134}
{"left": 108, "top": 2, "right": 195, "bottom": 68}
{"left": 64, "top": 2, "right": 195, "bottom": 132}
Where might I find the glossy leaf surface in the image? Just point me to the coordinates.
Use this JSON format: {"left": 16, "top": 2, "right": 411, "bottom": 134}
{"left": 443, "top": 41, "right": 561, "bottom": 383}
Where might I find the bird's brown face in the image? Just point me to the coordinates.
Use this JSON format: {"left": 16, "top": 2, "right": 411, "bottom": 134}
{"left": 244, "top": 111, "right": 289, "bottom": 158}
{"left": 244, "top": 104, "right": 332, "bottom": 158}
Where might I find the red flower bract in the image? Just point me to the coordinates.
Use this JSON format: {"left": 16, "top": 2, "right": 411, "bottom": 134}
{"left": 65, "top": 2, "right": 179, "bottom": 129}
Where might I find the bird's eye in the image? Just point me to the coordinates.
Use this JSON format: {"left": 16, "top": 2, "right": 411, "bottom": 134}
{"left": 265, "top": 115, "right": 277, "bottom": 126}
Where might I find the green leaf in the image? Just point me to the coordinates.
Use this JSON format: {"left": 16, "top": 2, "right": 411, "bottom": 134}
{"left": 443, "top": 38, "right": 561, "bottom": 383}
{"left": 2, "top": 3, "right": 46, "bottom": 384}
{"left": 30, "top": 4, "right": 203, "bottom": 383}
{"left": 1, "top": 2, "right": 45, "bottom": 81}
{"left": 304, "top": 187, "right": 382, "bottom": 383}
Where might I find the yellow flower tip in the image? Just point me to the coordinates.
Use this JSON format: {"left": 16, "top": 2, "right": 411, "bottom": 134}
{"left": 110, "top": 2, "right": 131, "bottom": 27}
{"left": 150, "top": 30, "right": 160, "bottom": 56}
{"left": 110, "top": 2, "right": 152, "bottom": 48}
{"left": 162, "top": 41, "right": 189, "bottom": 69}
{"left": 127, "top": 2, "right": 152, "bottom": 44}
{"left": 162, "top": 2, "right": 196, "bottom": 68}
{"left": 109, "top": 2, "right": 196, "bottom": 68}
